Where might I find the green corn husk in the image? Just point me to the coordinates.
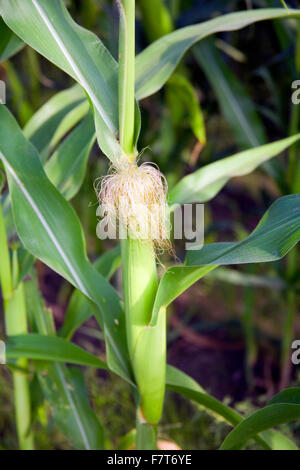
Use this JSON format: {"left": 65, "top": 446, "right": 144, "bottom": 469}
{"left": 121, "top": 238, "right": 166, "bottom": 424}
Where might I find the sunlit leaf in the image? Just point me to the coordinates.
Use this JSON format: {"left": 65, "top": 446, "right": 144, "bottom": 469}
{"left": 151, "top": 195, "right": 300, "bottom": 325}
{"left": 169, "top": 135, "right": 300, "bottom": 205}
{"left": 0, "top": 105, "right": 131, "bottom": 383}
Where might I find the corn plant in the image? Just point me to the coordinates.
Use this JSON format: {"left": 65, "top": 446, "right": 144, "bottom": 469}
{"left": 1, "top": 0, "right": 300, "bottom": 450}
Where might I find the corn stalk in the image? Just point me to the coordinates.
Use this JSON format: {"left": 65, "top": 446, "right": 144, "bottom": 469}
{"left": 0, "top": 203, "right": 34, "bottom": 450}
{"left": 118, "top": 0, "right": 165, "bottom": 445}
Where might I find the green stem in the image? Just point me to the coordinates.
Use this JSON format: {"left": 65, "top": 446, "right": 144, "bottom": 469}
{"left": 0, "top": 202, "right": 12, "bottom": 300}
{"left": 118, "top": 1, "right": 166, "bottom": 428}
{"left": 119, "top": 0, "right": 136, "bottom": 157}
{"left": 0, "top": 205, "right": 33, "bottom": 450}
{"left": 242, "top": 282, "right": 256, "bottom": 388}
{"left": 288, "top": 102, "right": 299, "bottom": 189}
{"left": 136, "top": 409, "right": 157, "bottom": 450}
{"left": 280, "top": 290, "right": 296, "bottom": 389}
{"left": 289, "top": 22, "right": 300, "bottom": 193}
{"left": 281, "top": 22, "right": 300, "bottom": 386}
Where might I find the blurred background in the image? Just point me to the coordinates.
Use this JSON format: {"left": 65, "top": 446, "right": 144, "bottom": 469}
{"left": 1, "top": 0, "right": 300, "bottom": 449}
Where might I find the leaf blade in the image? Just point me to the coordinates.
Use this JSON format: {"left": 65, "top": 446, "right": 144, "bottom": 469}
{"left": 6, "top": 333, "right": 107, "bottom": 369}
{"left": 221, "top": 393, "right": 300, "bottom": 450}
{"left": 136, "top": 8, "right": 300, "bottom": 100}
{"left": 0, "top": 17, "right": 23, "bottom": 62}
{"left": 169, "top": 135, "right": 300, "bottom": 205}
{"left": 38, "top": 364, "right": 105, "bottom": 450}
{"left": 0, "top": 105, "right": 131, "bottom": 383}
{"left": 1, "top": 0, "right": 122, "bottom": 163}
{"left": 151, "top": 195, "right": 300, "bottom": 325}
{"left": 167, "top": 366, "right": 298, "bottom": 450}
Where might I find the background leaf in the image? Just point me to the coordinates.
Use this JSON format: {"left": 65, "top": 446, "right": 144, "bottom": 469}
{"left": 59, "top": 246, "right": 121, "bottom": 340}
{"left": 193, "top": 38, "right": 266, "bottom": 148}
{"left": 169, "top": 134, "right": 300, "bottom": 205}
{"left": 23, "top": 85, "right": 86, "bottom": 160}
{"left": 45, "top": 112, "right": 95, "bottom": 200}
{"left": 135, "top": 8, "right": 300, "bottom": 100}
{"left": 167, "top": 73, "right": 206, "bottom": 145}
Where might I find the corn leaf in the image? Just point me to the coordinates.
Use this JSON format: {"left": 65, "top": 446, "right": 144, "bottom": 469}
{"left": 169, "top": 134, "right": 300, "bottom": 205}
{"left": 0, "top": 17, "right": 23, "bottom": 62}
{"left": 24, "top": 269, "right": 105, "bottom": 450}
{"left": 136, "top": 419, "right": 157, "bottom": 450}
{"left": 166, "top": 366, "right": 298, "bottom": 450}
{"left": 6, "top": 333, "right": 107, "bottom": 369}
{"left": 186, "top": 194, "right": 300, "bottom": 266}
{"left": 135, "top": 8, "right": 300, "bottom": 100}
{"left": 4, "top": 98, "right": 94, "bottom": 250}
{"left": 206, "top": 268, "right": 287, "bottom": 290}
{"left": 2, "top": 114, "right": 96, "bottom": 289}
{"left": 23, "top": 85, "right": 86, "bottom": 159}
{"left": 0, "top": 105, "right": 132, "bottom": 383}
{"left": 167, "top": 73, "right": 206, "bottom": 145}
{"left": 59, "top": 246, "right": 121, "bottom": 340}
{"left": 221, "top": 388, "right": 300, "bottom": 450}
{"left": 193, "top": 38, "right": 266, "bottom": 148}
{"left": 0, "top": 0, "right": 123, "bottom": 164}
{"left": 138, "top": 0, "right": 173, "bottom": 43}
{"left": 166, "top": 365, "right": 245, "bottom": 425}
{"left": 151, "top": 195, "right": 300, "bottom": 325}
{"left": 45, "top": 100, "right": 90, "bottom": 160}
{"left": 38, "top": 364, "right": 105, "bottom": 450}
{"left": 45, "top": 112, "right": 95, "bottom": 200}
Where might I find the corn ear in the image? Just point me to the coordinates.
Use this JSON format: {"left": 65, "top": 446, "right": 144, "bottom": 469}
{"left": 121, "top": 239, "right": 166, "bottom": 424}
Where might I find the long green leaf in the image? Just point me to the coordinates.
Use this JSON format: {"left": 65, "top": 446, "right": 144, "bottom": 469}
{"left": 45, "top": 112, "right": 95, "bottom": 200}
{"left": 59, "top": 246, "right": 121, "bottom": 340}
{"left": 186, "top": 194, "right": 300, "bottom": 266}
{"left": 135, "top": 8, "right": 300, "bottom": 100}
{"left": 38, "top": 364, "right": 105, "bottom": 450}
{"left": 23, "top": 85, "right": 86, "bottom": 159}
{"left": 46, "top": 100, "right": 90, "bottom": 157}
{"left": 151, "top": 266, "right": 215, "bottom": 326}
{"left": 24, "top": 268, "right": 105, "bottom": 451}
{"left": 151, "top": 195, "right": 300, "bottom": 325}
{"left": 0, "top": 0, "right": 123, "bottom": 164}
{"left": 221, "top": 388, "right": 300, "bottom": 450}
{"left": 166, "top": 365, "right": 243, "bottom": 425}
{"left": 6, "top": 333, "right": 107, "bottom": 369}
{"left": 3, "top": 93, "right": 93, "bottom": 251}
{"left": 0, "top": 105, "right": 131, "bottom": 383}
{"left": 194, "top": 38, "right": 266, "bottom": 148}
{"left": 169, "top": 134, "right": 300, "bottom": 205}
{"left": 167, "top": 366, "right": 298, "bottom": 450}
{"left": 207, "top": 268, "right": 287, "bottom": 290}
